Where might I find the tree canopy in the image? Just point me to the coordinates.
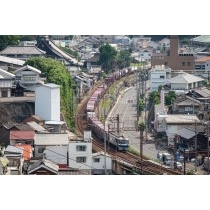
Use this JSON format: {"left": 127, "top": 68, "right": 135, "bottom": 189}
{"left": 0, "top": 35, "right": 20, "bottom": 51}
{"left": 99, "top": 43, "right": 117, "bottom": 72}
{"left": 25, "top": 57, "right": 77, "bottom": 129}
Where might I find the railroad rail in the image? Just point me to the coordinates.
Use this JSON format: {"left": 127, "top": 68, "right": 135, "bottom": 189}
{"left": 76, "top": 79, "right": 182, "bottom": 175}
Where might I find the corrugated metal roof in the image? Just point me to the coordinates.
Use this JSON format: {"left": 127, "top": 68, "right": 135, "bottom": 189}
{"left": 164, "top": 115, "right": 200, "bottom": 124}
{"left": 26, "top": 121, "right": 47, "bottom": 132}
{"left": 10, "top": 130, "right": 35, "bottom": 140}
{"left": 175, "top": 128, "right": 196, "bottom": 139}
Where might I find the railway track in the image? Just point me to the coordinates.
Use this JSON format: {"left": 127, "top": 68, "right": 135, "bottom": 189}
{"left": 76, "top": 79, "right": 182, "bottom": 175}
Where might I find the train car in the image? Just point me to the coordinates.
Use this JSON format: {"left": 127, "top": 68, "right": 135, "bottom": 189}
{"left": 88, "top": 115, "right": 129, "bottom": 151}
{"left": 109, "top": 132, "right": 129, "bottom": 151}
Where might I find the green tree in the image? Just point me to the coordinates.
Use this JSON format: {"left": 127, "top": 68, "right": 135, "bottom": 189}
{"left": 99, "top": 43, "right": 117, "bottom": 73}
{"left": 149, "top": 91, "right": 160, "bottom": 105}
{"left": 25, "top": 57, "right": 77, "bottom": 128}
{"left": 60, "top": 46, "right": 80, "bottom": 60}
{"left": 0, "top": 35, "right": 20, "bottom": 51}
{"left": 165, "top": 90, "right": 176, "bottom": 105}
{"left": 117, "top": 50, "right": 131, "bottom": 69}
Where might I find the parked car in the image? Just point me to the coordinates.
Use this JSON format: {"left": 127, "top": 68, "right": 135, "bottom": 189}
{"left": 164, "top": 161, "right": 182, "bottom": 171}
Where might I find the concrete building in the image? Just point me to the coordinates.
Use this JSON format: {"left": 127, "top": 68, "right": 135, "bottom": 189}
{"left": 149, "top": 65, "right": 171, "bottom": 91}
{"left": 35, "top": 83, "right": 60, "bottom": 122}
{"left": 151, "top": 35, "right": 195, "bottom": 71}
{"left": 68, "top": 140, "right": 92, "bottom": 175}
{"left": 92, "top": 151, "right": 112, "bottom": 175}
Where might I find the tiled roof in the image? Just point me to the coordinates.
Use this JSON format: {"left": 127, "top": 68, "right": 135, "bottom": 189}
{"left": 167, "top": 73, "right": 204, "bottom": 84}
{"left": 10, "top": 130, "right": 35, "bottom": 140}
{"left": 0, "top": 68, "right": 15, "bottom": 78}
{"left": 86, "top": 53, "right": 100, "bottom": 62}
{"left": 191, "top": 35, "right": 210, "bottom": 43}
{"left": 14, "top": 65, "right": 41, "bottom": 74}
{"left": 195, "top": 56, "right": 210, "bottom": 63}
{"left": 1, "top": 122, "right": 15, "bottom": 130}
{"left": 194, "top": 87, "right": 210, "bottom": 98}
{"left": 27, "top": 158, "right": 59, "bottom": 174}
{"left": 15, "top": 124, "right": 34, "bottom": 131}
{"left": 15, "top": 144, "right": 32, "bottom": 160}
{"left": 0, "top": 55, "right": 25, "bottom": 65}
{"left": 0, "top": 46, "right": 45, "bottom": 55}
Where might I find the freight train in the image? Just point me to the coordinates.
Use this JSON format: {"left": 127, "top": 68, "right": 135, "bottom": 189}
{"left": 86, "top": 68, "right": 133, "bottom": 151}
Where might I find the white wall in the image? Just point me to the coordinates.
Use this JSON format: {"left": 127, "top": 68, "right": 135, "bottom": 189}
{"left": 35, "top": 84, "right": 60, "bottom": 121}
{"left": 150, "top": 71, "right": 167, "bottom": 91}
{"left": 68, "top": 141, "right": 92, "bottom": 170}
{"left": 92, "top": 155, "right": 112, "bottom": 170}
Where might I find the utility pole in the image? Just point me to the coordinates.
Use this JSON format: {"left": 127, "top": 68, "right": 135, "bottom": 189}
{"left": 195, "top": 120, "right": 197, "bottom": 173}
{"left": 104, "top": 109, "right": 107, "bottom": 175}
{"left": 184, "top": 149, "right": 186, "bottom": 175}
{"left": 205, "top": 122, "right": 210, "bottom": 175}
{"left": 117, "top": 114, "right": 120, "bottom": 133}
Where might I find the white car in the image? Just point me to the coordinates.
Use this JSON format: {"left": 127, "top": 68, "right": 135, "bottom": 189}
{"left": 165, "top": 161, "right": 182, "bottom": 170}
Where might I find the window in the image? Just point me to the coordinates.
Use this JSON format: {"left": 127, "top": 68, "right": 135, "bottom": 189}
{"left": 182, "top": 62, "right": 185, "bottom": 66}
{"left": 94, "top": 158, "right": 100, "bottom": 163}
{"left": 76, "top": 145, "right": 86, "bottom": 151}
{"left": 185, "top": 107, "right": 193, "bottom": 112}
{"left": 164, "top": 62, "right": 168, "bottom": 66}
{"left": 160, "top": 75, "right": 165, "bottom": 79}
{"left": 187, "top": 62, "right": 191, "bottom": 66}
{"left": 76, "top": 157, "right": 86, "bottom": 163}
{"left": 23, "top": 76, "right": 36, "bottom": 81}
{"left": 38, "top": 147, "right": 45, "bottom": 153}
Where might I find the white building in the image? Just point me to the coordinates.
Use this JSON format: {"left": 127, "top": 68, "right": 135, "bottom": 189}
{"left": 92, "top": 151, "right": 112, "bottom": 175}
{"left": 139, "top": 49, "right": 153, "bottom": 62}
{"left": 149, "top": 65, "right": 171, "bottom": 91}
{"left": 167, "top": 72, "right": 204, "bottom": 91}
{"left": 35, "top": 83, "right": 60, "bottom": 121}
{"left": 34, "top": 133, "right": 69, "bottom": 157}
{"left": 68, "top": 140, "right": 92, "bottom": 175}
{"left": 0, "top": 68, "right": 15, "bottom": 97}
{"left": 14, "top": 65, "right": 42, "bottom": 91}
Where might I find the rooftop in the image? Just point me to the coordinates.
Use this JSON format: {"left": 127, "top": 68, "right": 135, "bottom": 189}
{"left": 0, "top": 46, "right": 45, "bottom": 55}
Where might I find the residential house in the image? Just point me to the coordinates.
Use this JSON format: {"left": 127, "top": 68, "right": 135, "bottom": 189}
{"left": 0, "top": 68, "right": 15, "bottom": 98}
{"left": 14, "top": 65, "right": 42, "bottom": 92}
{"left": 78, "top": 36, "right": 101, "bottom": 49}
{"left": 175, "top": 127, "right": 207, "bottom": 159}
{"left": 9, "top": 130, "right": 35, "bottom": 146}
{"left": 172, "top": 94, "right": 203, "bottom": 117}
{"left": 0, "top": 46, "right": 45, "bottom": 61}
{"left": 92, "top": 151, "right": 112, "bottom": 175}
{"left": 15, "top": 144, "right": 33, "bottom": 161}
{"left": 4, "top": 145, "right": 24, "bottom": 175}
{"left": 68, "top": 140, "right": 92, "bottom": 175}
{"left": 0, "top": 55, "right": 25, "bottom": 71}
{"left": 149, "top": 65, "right": 171, "bottom": 91}
{"left": 167, "top": 72, "right": 204, "bottom": 93}
{"left": 27, "top": 157, "right": 59, "bottom": 175}
{"left": 86, "top": 53, "right": 100, "bottom": 71}
{"left": 34, "top": 133, "right": 69, "bottom": 157}
{"left": 139, "top": 48, "right": 153, "bottom": 62}
{"left": 0, "top": 123, "right": 34, "bottom": 147}
{"left": 194, "top": 56, "right": 210, "bottom": 79}
{"left": 159, "top": 114, "right": 201, "bottom": 147}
